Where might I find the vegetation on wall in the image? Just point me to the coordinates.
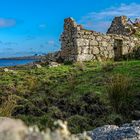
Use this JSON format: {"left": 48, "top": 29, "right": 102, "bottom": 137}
{"left": 134, "top": 30, "right": 140, "bottom": 38}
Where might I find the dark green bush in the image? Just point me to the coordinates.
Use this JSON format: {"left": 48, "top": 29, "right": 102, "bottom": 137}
{"left": 67, "top": 115, "right": 91, "bottom": 133}
{"left": 64, "top": 61, "right": 73, "bottom": 65}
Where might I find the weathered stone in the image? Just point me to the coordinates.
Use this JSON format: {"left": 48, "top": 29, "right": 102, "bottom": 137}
{"left": 59, "top": 16, "right": 140, "bottom": 62}
{"left": 0, "top": 118, "right": 140, "bottom": 140}
{"left": 88, "top": 120, "right": 140, "bottom": 140}
{"left": 107, "top": 16, "right": 128, "bottom": 35}
{"left": 82, "top": 47, "right": 89, "bottom": 54}
{"left": 101, "top": 41, "right": 108, "bottom": 47}
{"left": 76, "top": 39, "right": 84, "bottom": 46}
{"left": 83, "top": 39, "right": 89, "bottom": 46}
{"left": 90, "top": 40, "right": 98, "bottom": 46}
{"left": 77, "top": 54, "right": 93, "bottom": 61}
{"left": 0, "top": 117, "right": 27, "bottom": 140}
{"left": 103, "top": 51, "right": 109, "bottom": 57}
{"left": 130, "top": 42, "right": 136, "bottom": 47}
{"left": 35, "top": 64, "right": 42, "bottom": 68}
{"left": 123, "top": 46, "right": 129, "bottom": 55}
{"left": 77, "top": 47, "right": 82, "bottom": 54}
{"left": 92, "top": 47, "right": 100, "bottom": 54}
{"left": 96, "top": 36, "right": 102, "bottom": 41}
{"left": 108, "top": 52, "right": 114, "bottom": 58}
{"left": 49, "top": 62, "right": 61, "bottom": 67}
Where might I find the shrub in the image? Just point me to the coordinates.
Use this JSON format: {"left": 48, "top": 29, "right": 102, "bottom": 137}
{"left": 67, "top": 73, "right": 77, "bottom": 91}
{"left": 106, "top": 74, "right": 134, "bottom": 115}
{"left": 64, "top": 61, "right": 73, "bottom": 65}
{"left": 74, "top": 62, "right": 85, "bottom": 71}
{"left": 0, "top": 94, "right": 17, "bottom": 116}
{"left": 106, "top": 113, "right": 123, "bottom": 125}
{"left": 67, "top": 115, "right": 91, "bottom": 133}
{"left": 102, "top": 62, "right": 115, "bottom": 72}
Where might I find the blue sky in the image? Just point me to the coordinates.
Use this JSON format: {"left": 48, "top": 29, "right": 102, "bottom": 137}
{"left": 0, "top": 0, "right": 140, "bottom": 57}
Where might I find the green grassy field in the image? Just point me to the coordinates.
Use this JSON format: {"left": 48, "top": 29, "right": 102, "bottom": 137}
{"left": 0, "top": 60, "right": 140, "bottom": 133}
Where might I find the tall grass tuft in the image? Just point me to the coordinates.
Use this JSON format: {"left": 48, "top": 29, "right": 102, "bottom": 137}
{"left": 0, "top": 94, "right": 17, "bottom": 117}
{"left": 106, "top": 74, "right": 134, "bottom": 115}
{"left": 74, "top": 61, "right": 85, "bottom": 71}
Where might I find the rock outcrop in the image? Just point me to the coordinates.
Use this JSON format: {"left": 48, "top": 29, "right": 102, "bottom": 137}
{"left": 0, "top": 117, "right": 27, "bottom": 140}
{"left": 0, "top": 118, "right": 140, "bottom": 140}
{"left": 0, "top": 118, "right": 90, "bottom": 140}
{"left": 88, "top": 120, "right": 140, "bottom": 140}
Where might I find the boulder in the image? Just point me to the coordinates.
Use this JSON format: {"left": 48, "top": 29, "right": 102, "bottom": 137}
{"left": 88, "top": 120, "right": 140, "bottom": 140}
{"left": 0, "top": 117, "right": 27, "bottom": 140}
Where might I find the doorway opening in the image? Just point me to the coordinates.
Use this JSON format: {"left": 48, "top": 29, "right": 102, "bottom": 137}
{"left": 114, "top": 39, "right": 123, "bottom": 61}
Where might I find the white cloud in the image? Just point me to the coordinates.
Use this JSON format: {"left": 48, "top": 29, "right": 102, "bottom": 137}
{"left": 79, "top": 3, "right": 140, "bottom": 33}
{"left": 46, "top": 40, "right": 59, "bottom": 48}
{"left": 26, "top": 35, "right": 36, "bottom": 41}
{"left": 0, "top": 18, "right": 16, "bottom": 28}
{"left": 47, "top": 40, "right": 55, "bottom": 45}
{"left": 45, "top": 40, "right": 60, "bottom": 52}
{"left": 39, "top": 24, "right": 47, "bottom": 29}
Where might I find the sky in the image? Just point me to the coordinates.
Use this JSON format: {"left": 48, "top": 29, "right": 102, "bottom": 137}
{"left": 0, "top": 0, "right": 140, "bottom": 58}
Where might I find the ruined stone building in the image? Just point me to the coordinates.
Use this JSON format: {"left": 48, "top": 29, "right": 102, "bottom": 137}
{"left": 59, "top": 16, "right": 140, "bottom": 62}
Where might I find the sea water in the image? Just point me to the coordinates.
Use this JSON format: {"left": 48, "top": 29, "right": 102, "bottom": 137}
{"left": 0, "top": 59, "right": 37, "bottom": 67}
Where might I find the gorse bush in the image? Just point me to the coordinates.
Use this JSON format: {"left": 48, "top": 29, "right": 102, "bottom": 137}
{"left": 106, "top": 74, "right": 134, "bottom": 115}
{"left": 0, "top": 94, "right": 17, "bottom": 116}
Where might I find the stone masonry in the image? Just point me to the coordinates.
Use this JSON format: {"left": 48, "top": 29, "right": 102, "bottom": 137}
{"left": 107, "top": 16, "right": 130, "bottom": 35}
{"left": 60, "top": 16, "right": 140, "bottom": 62}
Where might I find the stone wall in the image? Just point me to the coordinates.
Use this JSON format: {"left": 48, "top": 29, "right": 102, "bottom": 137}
{"left": 107, "top": 16, "right": 129, "bottom": 35}
{"left": 60, "top": 17, "right": 140, "bottom": 62}
{"left": 60, "top": 18, "right": 78, "bottom": 61}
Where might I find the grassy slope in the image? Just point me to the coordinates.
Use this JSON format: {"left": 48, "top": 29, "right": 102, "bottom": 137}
{"left": 0, "top": 60, "right": 140, "bottom": 133}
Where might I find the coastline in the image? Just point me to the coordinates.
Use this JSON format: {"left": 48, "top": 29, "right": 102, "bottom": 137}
{"left": 0, "top": 55, "right": 45, "bottom": 60}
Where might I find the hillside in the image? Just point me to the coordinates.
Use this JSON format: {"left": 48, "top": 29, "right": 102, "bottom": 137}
{"left": 0, "top": 60, "right": 140, "bottom": 133}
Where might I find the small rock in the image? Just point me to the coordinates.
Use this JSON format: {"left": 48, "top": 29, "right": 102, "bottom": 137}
{"left": 49, "top": 62, "right": 61, "bottom": 67}
{"left": 4, "top": 68, "right": 9, "bottom": 72}
{"left": 3, "top": 68, "right": 16, "bottom": 73}
{"left": 35, "top": 64, "right": 42, "bottom": 68}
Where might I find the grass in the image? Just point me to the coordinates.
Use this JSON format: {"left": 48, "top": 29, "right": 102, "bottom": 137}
{"left": 0, "top": 60, "right": 140, "bottom": 133}
{"left": 106, "top": 74, "right": 134, "bottom": 115}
